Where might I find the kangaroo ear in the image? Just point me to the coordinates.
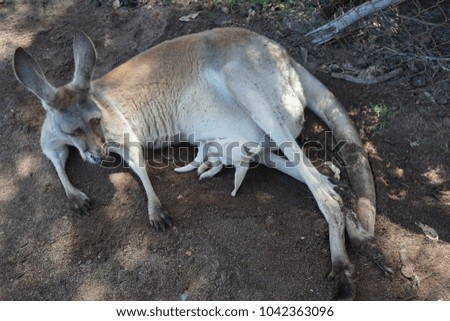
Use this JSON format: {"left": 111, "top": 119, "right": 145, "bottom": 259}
{"left": 13, "top": 47, "right": 57, "bottom": 104}
{"left": 72, "top": 30, "right": 97, "bottom": 89}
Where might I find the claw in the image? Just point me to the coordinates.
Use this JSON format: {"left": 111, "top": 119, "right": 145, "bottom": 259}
{"left": 68, "top": 190, "right": 92, "bottom": 216}
{"left": 77, "top": 206, "right": 90, "bottom": 216}
{"left": 149, "top": 206, "right": 172, "bottom": 231}
{"left": 371, "top": 248, "right": 393, "bottom": 274}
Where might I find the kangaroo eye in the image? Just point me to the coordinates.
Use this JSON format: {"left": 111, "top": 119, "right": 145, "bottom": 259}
{"left": 92, "top": 117, "right": 101, "bottom": 125}
{"left": 70, "top": 127, "right": 83, "bottom": 137}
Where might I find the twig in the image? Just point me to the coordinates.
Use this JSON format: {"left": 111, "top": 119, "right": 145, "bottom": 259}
{"left": 306, "top": 0, "right": 406, "bottom": 45}
{"left": 381, "top": 47, "right": 450, "bottom": 62}
{"left": 331, "top": 68, "right": 403, "bottom": 84}
{"left": 380, "top": 47, "right": 450, "bottom": 72}
{"left": 397, "top": 14, "right": 441, "bottom": 27}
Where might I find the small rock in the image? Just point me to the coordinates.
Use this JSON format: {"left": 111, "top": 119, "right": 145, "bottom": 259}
{"left": 185, "top": 249, "right": 193, "bottom": 257}
{"left": 112, "top": 0, "right": 121, "bottom": 9}
{"left": 221, "top": 6, "right": 229, "bottom": 14}
{"left": 409, "top": 140, "right": 420, "bottom": 148}
{"left": 423, "top": 91, "right": 435, "bottom": 103}
{"left": 265, "top": 216, "right": 274, "bottom": 225}
{"left": 180, "top": 290, "right": 189, "bottom": 301}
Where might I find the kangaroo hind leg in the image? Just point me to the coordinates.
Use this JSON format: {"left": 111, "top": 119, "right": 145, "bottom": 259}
{"left": 225, "top": 76, "right": 355, "bottom": 299}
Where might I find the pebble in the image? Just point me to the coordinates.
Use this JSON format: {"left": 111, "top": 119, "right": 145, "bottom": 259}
{"left": 423, "top": 91, "right": 435, "bottom": 103}
{"left": 112, "top": 0, "right": 121, "bottom": 10}
{"left": 265, "top": 215, "right": 274, "bottom": 225}
{"left": 180, "top": 290, "right": 189, "bottom": 301}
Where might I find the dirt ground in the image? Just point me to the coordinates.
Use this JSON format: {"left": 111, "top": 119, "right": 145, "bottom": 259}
{"left": 1, "top": 0, "right": 449, "bottom": 301}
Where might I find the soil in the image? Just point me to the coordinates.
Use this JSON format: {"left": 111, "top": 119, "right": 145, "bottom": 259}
{"left": 0, "top": 0, "right": 449, "bottom": 301}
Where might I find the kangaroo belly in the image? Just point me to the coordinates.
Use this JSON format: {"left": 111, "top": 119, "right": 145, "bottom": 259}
{"left": 175, "top": 72, "right": 266, "bottom": 145}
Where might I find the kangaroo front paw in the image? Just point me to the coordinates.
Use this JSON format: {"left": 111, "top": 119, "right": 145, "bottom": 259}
{"left": 328, "top": 264, "right": 356, "bottom": 301}
{"left": 149, "top": 206, "right": 172, "bottom": 231}
{"left": 67, "top": 190, "right": 92, "bottom": 215}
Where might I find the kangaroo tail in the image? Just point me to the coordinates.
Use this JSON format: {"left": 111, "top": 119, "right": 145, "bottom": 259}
{"left": 294, "top": 61, "right": 376, "bottom": 235}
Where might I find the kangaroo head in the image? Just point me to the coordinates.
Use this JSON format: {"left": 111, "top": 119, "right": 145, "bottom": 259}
{"left": 13, "top": 30, "right": 106, "bottom": 164}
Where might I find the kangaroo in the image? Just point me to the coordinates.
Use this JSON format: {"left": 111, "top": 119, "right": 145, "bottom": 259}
{"left": 13, "top": 28, "right": 391, "bottom": 299}
{"left": 175, "top": 137, "right": 262, "bottom": 196}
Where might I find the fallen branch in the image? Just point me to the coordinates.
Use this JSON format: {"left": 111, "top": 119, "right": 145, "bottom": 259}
{"left": 381, "top": 47, "right": 450, "bottom": 72}
{"left": 306, "top": 0, "right": 405, "bottom": 45}
{"left": 331, "top": 68, "right": 403, "bottom": 84}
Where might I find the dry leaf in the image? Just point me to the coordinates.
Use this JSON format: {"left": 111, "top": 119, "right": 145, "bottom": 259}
{"left": 179, "top": 12, "right": 200, "bottom": 22}
{"left": 415, "top": 222, "right": 439, "bottom": 241}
